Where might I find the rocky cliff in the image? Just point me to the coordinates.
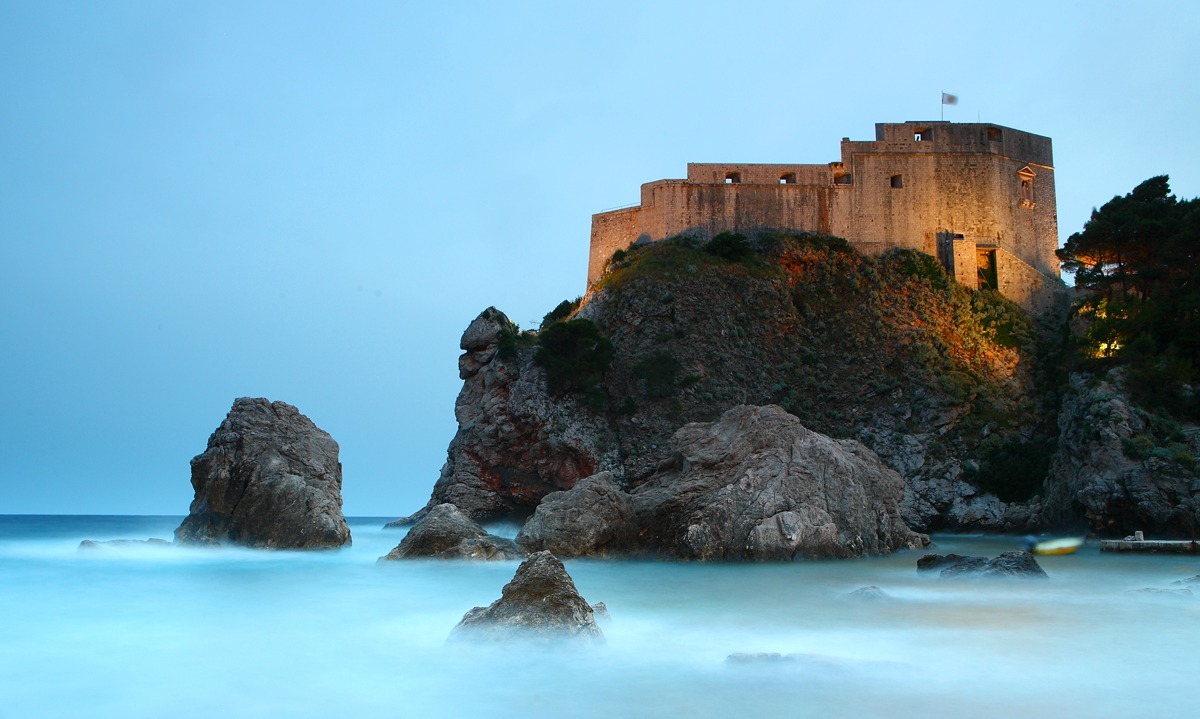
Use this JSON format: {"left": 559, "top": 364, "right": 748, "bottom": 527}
{"left": 401, "top": 233, "right": 1064, "bottom": 535}
{"left": 1041, "top": 370, "right": 1200, "bottom": 536}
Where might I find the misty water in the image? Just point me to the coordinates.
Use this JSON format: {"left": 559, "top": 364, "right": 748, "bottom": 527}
{"left": 2, "top": 516, "right": 1196, "bottom": 718}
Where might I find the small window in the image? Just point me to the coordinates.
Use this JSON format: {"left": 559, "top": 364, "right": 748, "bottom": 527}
{"left": 988, "top": 127, "right": 1002, "bottom": 141}
{"left": 779, "top": 172, "right": 796, "bottom": 185}
{"left": 834, "top": 173, "right": 853, "bottom": 185}
{"left": 890, "top": 174, "right": 904, "bottom": 189}
{"left": 914, "top": 127, "right": 931, "bottom": 142}
{"left": 724, "top": 172, "right": 741, "bottom": 184}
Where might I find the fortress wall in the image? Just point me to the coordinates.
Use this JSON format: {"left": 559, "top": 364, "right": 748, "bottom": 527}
{"left": 687, "top": 163, "right": 831, "bottom": 185}
{"left": 589, "top": 207, "right": 644, "bottom": 285}
{"left": 831, "top": 151, "right": 941, "bottom": 257}
{"left": 648, "top": 183, "right": 833, "bottom": 241}
{"left": 587, "top": 122, "right": 1062, "bottom": 312}
{"left": 951, "top": 238, "right": 979, "bottom": 287}
{"left": 996, "top": 248, "right": 1066, "bottom": 316}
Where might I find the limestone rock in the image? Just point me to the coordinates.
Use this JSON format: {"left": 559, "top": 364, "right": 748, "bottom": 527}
{"left": 174, "top": 398, "right": 350, "bottom": 549}
{"left": 394, "top": 308, "right": 620, "bottom": 524}
{"left": 449, "top": 550, "right": 604, "bottom": 642}
{"left": 1042, "top": 372, "right": 1200, "bottom": 536}
{"left": 590, "top": 601, "right": 612, "bottom": 624}
{"left": 514, "top": 471, "right": 633, "bottom": 557}
{"left": 918, "top": 551, "right": 1048, "bottom": 579}
{"left": 379, "top": 503, "right": 521, "bottom": 560}
{"left": 629, "top": 405, "right": 927, "bottom": 560}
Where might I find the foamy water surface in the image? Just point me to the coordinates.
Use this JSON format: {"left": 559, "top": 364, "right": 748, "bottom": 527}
{"left": 1, "top": 515, "right": 1196, "bottom": 718}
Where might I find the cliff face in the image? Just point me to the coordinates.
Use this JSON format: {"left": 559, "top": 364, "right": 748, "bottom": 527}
{"left": 1042, "top": 371, "right": 1200, "bottom": 536}
{"left": 406, "top": 234, "right": 1060, "bottom": 532}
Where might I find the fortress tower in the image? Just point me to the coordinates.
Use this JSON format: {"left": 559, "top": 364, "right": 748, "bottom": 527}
{"left": 589, "top": 121, "right": 1063, "bottom": 313}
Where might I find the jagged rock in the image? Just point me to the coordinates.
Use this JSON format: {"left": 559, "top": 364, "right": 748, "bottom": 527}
{"left": 919, "top": 551, "right": 1048, "bottom": 579}
{"left": 449, "top": 551, "right": 603, "bottom": 642}
{"left": 79, "top": 538, "right": 171, "bottom": 551}
{"left": 396, "top": 236, "right": 1051, "bottom": 534}
{"left": 174, "top": 398, "right": 350, "bottom": 549}
{"left": 394, "top": 308, "right": 619, "bottom": 524}
{"left": 1043, "top": 372, "right": 1200, "bottom": 536}
{"left": 590, "top": 601, "right": 611, "bottom": 624}
{"left": 916, "top": 552, "right": 977, "bottom": 572}
{"left": 379, "top": 503, "right": 521, "bottom": 560}
{"left": 1170, "top": 574, "right": 1200, "bottom": 587}
{"left": 629, "top": 405, "right": 927, "bottom": 560}
{"left": 843, "top": 586, "right": 894, "bottom": 602}
{"left": 514, "top": 471, "right": 633, "bottom": 556}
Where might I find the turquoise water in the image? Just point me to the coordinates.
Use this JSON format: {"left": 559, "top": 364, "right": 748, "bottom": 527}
{"left": 1, "top": 516, "right": 1197, "bottom": 718}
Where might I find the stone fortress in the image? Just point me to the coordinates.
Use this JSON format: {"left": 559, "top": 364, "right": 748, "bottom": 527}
{"left": 589, "top": 121, "right": 1064, "bottom": 313}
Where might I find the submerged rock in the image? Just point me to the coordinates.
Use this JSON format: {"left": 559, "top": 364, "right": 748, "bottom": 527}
{"left": 449, "top": 550, "right": 603, "bottom": 643}
{"left": 379, "top": 503, "right": 521, "bottom": 560}
{"left": 918, "top": 551, "right": 1048, "bottom": 579}
{"left": 78, "top": 538, "right": 171, "bottom": 551}
{"left": 1125, "top": 587, "right": 1193, "bottom": 597}
{"left": 515, "top": 471, "right": 633, "bottom": 557}
{"left": 590, "top": 601, "right": 612, "bottom": 624}
{"left": 843, "top": 586, "right": 895, "bottom": 602}
{"left": 174, "top": 398, "right": 351, "bottom": 549}
{"left": 630, "top": 405, "right": 927, "bottom": 560}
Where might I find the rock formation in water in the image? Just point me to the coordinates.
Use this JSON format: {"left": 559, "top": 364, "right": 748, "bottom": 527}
{"left": 175, "top": 397, "right": 351, "bottom": 549}
{"left": 398, "top": 308, "right": 618, "bottom": 525}
{"left": 917, "top": 551, "right": 1048, "bottom": 579}
{"left": 449, "top": 550, "right": 604, "bottom": 642}
{"left": 514, "top": 471, "right": 633, "bottom": 557}
{"left": 844, "top": 586, "right": 895, "bottom": 602}
{"left": 630, "top": 405, "right": 927, "bottom": 560}
{"left": 380, "top": 503, "right": 521, "bottom": 560}
{"left": 393, "top": 236, "right": 1059, "bottom": 537}
{"left": 78, "top": 538, "right": 171, "bottom": 551}
{"left": 1041, "top": 371, "right": 1200, "bottom": 537}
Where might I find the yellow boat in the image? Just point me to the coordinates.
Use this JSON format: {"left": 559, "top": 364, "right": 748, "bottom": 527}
{"left": 1026, "top": 537, "right": 1084, "bottom": 555}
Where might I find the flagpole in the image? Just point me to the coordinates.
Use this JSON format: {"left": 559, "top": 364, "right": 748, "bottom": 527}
{"left": 940, "top": 90, "right": 944, "bottom": 121}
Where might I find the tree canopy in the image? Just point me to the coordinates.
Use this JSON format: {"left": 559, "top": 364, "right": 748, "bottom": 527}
{"left": 1057, "top": 176, "right": 1200, "bottom": 414}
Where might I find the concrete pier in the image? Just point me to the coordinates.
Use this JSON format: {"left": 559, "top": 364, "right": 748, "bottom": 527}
{"left": 1100, "top": 538, "right": 1199, "bottom": 553}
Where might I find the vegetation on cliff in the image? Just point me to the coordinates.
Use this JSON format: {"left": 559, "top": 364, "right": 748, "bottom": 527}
{"left": 575, "top": 231, "right": 1059, "bottom": 516}
{"left": 1046, "top": 176, "right": 1200, "bottom": 533}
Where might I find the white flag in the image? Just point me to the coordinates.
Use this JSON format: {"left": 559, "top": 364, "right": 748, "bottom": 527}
{"left": 941, "top": 92, "right": 958, "bottom": 105}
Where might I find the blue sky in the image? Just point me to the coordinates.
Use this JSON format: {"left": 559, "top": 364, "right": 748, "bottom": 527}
{"left": 2, "top": 1, "right": 1198, "bottom": 516}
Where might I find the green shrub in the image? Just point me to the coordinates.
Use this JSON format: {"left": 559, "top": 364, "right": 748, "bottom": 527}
{"left": 886, "top": 248, "right": 949, "bottom": 290}
{"left": 540, "top": 297, "right": 582, "bottom": 330}
{"left": 1121, "top": 435, "right": 1154, "bottom": 460}
{"left": 705, "top": 231, "right": 751, "bottom": 261}
{"left": 633, "top": 350, "right": 681, "bottom": 399}
{"left": 534, "top": 319, "right": 614, "bottom": 402}
{"left": 495, "top": 320, "right": 531, "bottom": 360}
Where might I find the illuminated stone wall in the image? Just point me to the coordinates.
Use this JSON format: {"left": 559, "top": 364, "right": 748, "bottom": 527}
{"left": 588, "top": 122, "right": 1065, "bottom": 313}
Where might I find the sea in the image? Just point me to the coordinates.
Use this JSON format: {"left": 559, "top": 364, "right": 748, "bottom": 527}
{"left": 1, "top": 515, "right": 1196, "bottom": 719}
